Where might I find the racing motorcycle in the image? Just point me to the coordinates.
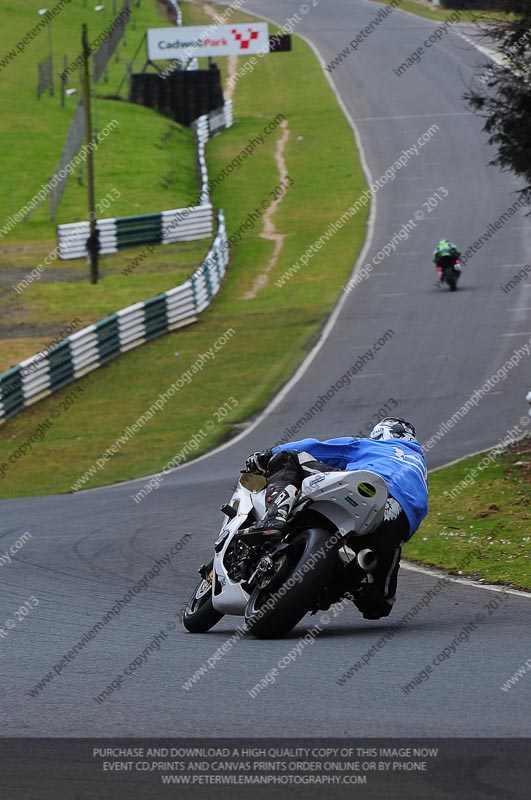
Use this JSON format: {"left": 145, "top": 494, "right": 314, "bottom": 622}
{"left": 182, "top": 469, "right": 388, "bottom": 639}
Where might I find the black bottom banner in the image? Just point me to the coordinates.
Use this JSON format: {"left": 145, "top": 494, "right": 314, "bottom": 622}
{"left": 1, "top": 738, "right": 529, "bottom": 799}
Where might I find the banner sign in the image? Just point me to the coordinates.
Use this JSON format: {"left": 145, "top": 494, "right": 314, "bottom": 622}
{"left": 147, "top": 22, "right": 269, "bottom": 60}
{"left": 1, "top": 738, "right": 530, "bottom": 798}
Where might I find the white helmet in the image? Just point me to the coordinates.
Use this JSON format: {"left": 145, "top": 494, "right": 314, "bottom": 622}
{"left": 369, "top": 417, "right": 416, "bottom": 442}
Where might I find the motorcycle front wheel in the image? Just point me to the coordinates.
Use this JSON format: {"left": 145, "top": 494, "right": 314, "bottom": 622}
{"left": 245, "top": 528, "right": 337, "bottom": 639}
{"left": 183, "top": 561, "right": 224, "bottom": 633}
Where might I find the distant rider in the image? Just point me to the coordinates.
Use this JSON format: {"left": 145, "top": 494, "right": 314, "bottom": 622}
{"left": 433, "top": 239, "right": 461, "bottom": 282}
{"left": 243, "top": 418, "right": 428, "bottom": 620}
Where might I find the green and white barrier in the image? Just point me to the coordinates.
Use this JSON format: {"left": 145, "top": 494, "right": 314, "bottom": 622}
{"left": 0, "top": 212, "right": 228, "bottom": 424}
{"left": 57, "top": 204, "right": 213, "bottom": 260}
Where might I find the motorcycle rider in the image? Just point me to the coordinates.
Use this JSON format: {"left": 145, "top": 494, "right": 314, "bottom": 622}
{"left": 433, "top": 239, "right": 461, "bottom": 282}
{"left": 243, "top": 418, "right": 428, "bottom": 620}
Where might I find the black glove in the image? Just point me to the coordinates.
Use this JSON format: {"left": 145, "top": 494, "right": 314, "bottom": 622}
{"left": 245, "top": 449, "right": 273, "bottom": 475}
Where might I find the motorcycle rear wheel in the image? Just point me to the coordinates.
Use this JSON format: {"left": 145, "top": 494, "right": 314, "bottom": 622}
{"left": 445, "top": 268, "right": 458, "bottom": 291}
{"left": 183, "top": 562, "right": 224, "bottom": 633}
{"left": 245, "top": 528, "right": 337, "bottom": 639}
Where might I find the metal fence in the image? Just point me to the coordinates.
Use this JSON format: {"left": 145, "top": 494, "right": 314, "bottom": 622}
{"left": 92, "top": 0, "right": 131, "bottom": 82}
{"left": 0, "top": 212, "right": 229, "bottom": 424}
{"left": 37, "top": 55, "right": 54, "bottom": 99}
{"left": 49, "top": 103, "right": 86, "bottom": 219}
{"left": 47, "top": 0, "right": 132, "bottom": 219}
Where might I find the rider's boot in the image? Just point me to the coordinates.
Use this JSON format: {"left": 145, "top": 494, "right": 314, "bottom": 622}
{"left": 351, "top": 579, "right": 394, "bottom": 619}
{"left": 244, "top": 482, "right": 299, "bottom": 540}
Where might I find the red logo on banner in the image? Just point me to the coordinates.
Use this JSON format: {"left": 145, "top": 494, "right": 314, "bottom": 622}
{"left": 231, "top": 28, "right": 259, "bottom": 50}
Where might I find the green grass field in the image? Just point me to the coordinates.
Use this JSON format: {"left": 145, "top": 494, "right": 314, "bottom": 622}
{"left": 0, "top": 0, "right": 368, "bottom": 497}
{"left": 405, "top": 437, "right": 531, "bottom": 590}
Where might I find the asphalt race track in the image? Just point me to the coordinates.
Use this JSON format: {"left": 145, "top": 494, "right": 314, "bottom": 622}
{"left": 1, "top": 0, "right": 530, "bottom": 743}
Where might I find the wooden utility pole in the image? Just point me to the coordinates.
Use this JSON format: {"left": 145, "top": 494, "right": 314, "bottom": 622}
{"left": 80, "top": 24, "right": 99, "bottom": 284}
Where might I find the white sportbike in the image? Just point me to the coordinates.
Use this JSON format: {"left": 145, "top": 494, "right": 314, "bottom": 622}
{"left": 183, "top": 469, "right": 389, "bottom": 639}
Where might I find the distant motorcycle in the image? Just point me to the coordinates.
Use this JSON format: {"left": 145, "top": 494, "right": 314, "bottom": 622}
{"left": 439, "top": 257, "right": 462, "bottom": 291}
{"left": 183, "top": 469, "right": 388, "bottom": 639}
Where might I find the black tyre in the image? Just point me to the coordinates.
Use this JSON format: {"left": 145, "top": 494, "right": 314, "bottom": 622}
{"left": 245, "top": 528, "right": 337, "bottom": 639}
{"left": 446, "top": 269, "right": 457, "bottom": 291}
{"left": 183, "top": 563, "right": 224, "bottom": 633}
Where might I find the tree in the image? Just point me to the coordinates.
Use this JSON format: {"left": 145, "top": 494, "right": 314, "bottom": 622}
{"left": 464, "top": 1, "right": 531, "bottom": 203}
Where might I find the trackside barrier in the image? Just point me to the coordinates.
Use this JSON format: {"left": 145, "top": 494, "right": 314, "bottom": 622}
{"left": 57, "top": 205, "right": 214, "bottom": 259}
{"left": 0, "top": 212, "right": 228, "bottom": 424}
{"left": 56, "top": 101, "right": 233, "bottom": 259}
{"left": 166, "top": 0, "right": 182, "bottom": 26}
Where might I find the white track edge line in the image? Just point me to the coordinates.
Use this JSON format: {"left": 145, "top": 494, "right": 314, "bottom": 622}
{"left": 402, "top": 560, "right": 531, "bottom": 599}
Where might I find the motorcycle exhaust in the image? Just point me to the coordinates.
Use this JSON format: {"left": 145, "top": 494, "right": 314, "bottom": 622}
{"left": 357, "top": 548, "right": 377, "bottom": 573}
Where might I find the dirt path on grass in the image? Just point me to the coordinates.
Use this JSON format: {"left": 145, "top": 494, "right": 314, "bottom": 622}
{"left": 242, "top": 118, "right": 290, "bottom": 299}
{"left": 223, "top": 54, "right": 238, "bottom": 101}
{"left": 202, "top": 3, "right": 238, "bottom": 99}
{"left": 201, "top": 2, "right": 291, "bottom": 298}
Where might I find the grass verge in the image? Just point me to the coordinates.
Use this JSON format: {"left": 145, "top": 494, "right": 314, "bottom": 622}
{"left": 405, "top": 437, "right": 531, "bottom": 591}
{"left": 372, "top": 0, "right": 509, "bottom": 23}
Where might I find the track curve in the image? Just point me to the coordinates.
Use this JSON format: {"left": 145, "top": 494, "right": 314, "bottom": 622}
{"left": 1, "top": 0, "right": 530, "bottom": 739}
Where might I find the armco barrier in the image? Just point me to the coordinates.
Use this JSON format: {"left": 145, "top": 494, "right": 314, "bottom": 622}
{"left": 56, "top": 102, "right": 232, "bottom": 259}
{"left": 57, "top": 204, "right": 213, "bottom": 260}
{"left": 0, "top": 212, "right": 228, "bottom": 424}
{"left": 192, "top": 100, "right": 233, "bottom": 204}
{"left": 165, "top": 0, "right": 182, "bottom": 26}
